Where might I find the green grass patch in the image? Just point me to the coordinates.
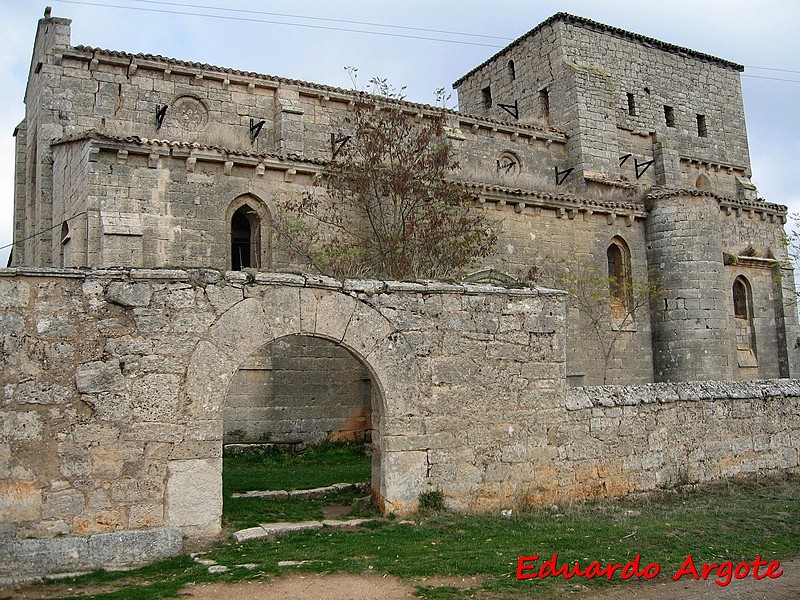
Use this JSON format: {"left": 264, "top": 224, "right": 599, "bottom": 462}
{"left": 16, "top": 456, "right": 800, "bottom": 600}
{"left": 222, "top": 442, "right": 374, "bottom": 529}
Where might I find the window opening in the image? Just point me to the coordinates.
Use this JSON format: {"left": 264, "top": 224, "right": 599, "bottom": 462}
{"left": 231, "top": 205, "right": 259, "bottom": 270}
{"left": 732, "top": 276, "right": 757, "bottom": 363}
{"left": 696, "top": 114, "right": 708, "bottom": 137}
{"left": 539, "top": 88, "right": 550, "bottom": 120}
{"left": 481, "top": 86, "right": 492, "bottom": 109}
{"left": 733, "top": 278, "right": 748, "bottom": 319}
{"left": 59, "top": 221, "right": 70, "bottom": 268}
{"left": 626, "top": 93, "right": 636, "bottom": 116}
{"left": 607, "top": 239, "right": 632, "bottom": 318}
{"left": 507, "top": 59, "right": 516, "bottom": 81}
{"left": 664, "top": 105, "right": 675, "bottom": 127}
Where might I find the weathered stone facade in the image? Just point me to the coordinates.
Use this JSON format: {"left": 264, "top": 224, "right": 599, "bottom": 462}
{"left": 0, "top": 268, "right": 567, "bottom": 580}
{"left": 10, "top": 12, "right": 799, "bottom": 386}
{"left": 4, "top": 9, "right": 800, "bottom": 581}
{"left": 2, "top": 269, "right": 799, "bottom": 580}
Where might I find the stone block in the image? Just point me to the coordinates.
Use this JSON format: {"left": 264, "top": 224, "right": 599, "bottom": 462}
{"left": 0, "top": 536, "right": 88, "bottom": 579}
{"left": 0, "top": 411, "right": 43, "bottom": 440}
{"left": 166, "top": 458, "right": 221, "bottom": 537}
{"left": 106, "top": 282, "right": 153, "bottom": 307}
{"left": 0, "top": 481, "right": 42, "bottom": 523}
{"left": 13, "top": 381, "right": 72, "bottom": 405}
{"left": 75, "top": 360, "right": 125, "bottom": 394}
{"left": 0, "top": 312, "right": 25, "bottom": 335}
{"left": 42, "top": 489, "right": 85, "bottom": 519}
{"left": 87, "top": 527, "right": 182, "bottom": 569}
{"left": 0, "top": 279, "right": 30, "bottom": 308}
{"left": 130, "top": 374, "right": 181, "bottom": 422}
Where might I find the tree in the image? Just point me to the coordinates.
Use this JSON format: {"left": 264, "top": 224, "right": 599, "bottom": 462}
{"left": 544, "top": 257, "right": 662, "bottom": 385}
{"left": 275, "top": 94, "right": 496, "bottom": 280}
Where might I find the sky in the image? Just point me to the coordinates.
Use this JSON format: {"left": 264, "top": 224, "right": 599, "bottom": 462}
{"left": 1, "top": 0, "right": 799, "bottom": 267}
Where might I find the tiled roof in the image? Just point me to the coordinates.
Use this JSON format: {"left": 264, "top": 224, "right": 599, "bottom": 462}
{"left": 52, "top": 131, "right": 328, "bottom": 165}
{"left": 453, "top": 12, "right": 744, "bottom": 87}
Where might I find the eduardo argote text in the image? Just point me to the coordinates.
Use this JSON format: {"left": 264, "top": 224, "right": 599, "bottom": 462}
{"left": 517, "top": 553, "right": 783, "bottom": 587}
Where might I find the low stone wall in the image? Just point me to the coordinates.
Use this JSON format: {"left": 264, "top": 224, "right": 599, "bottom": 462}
{"left": 2, "top": 267, "right": 798, "bottom": 581}
{"left": 557, "top": 380, "right": 800, "bottom": 499}
{"left": 0, "top": 267, "right": 565, "bottom": 581}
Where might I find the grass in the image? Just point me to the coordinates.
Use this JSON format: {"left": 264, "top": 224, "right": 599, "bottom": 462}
{"left": 13, "top": 446, "right": 800, "bottom": 600}
{"left": 222, "top": 442, "right": 374, "bottom": 529}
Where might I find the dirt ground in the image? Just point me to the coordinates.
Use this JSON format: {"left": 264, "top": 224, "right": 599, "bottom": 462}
{"left": 2, "top": 559, "right": 797, "bottom": 599}
{"left": 178, "top": 559, "right": 800, "bottom": 600}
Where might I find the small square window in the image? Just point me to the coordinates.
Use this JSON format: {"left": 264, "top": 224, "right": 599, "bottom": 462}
{"left": 626, "top": 93, "right": 636, "bottom": 116}
{"left": 664, "top": 106, "right": 675, "bottom": 127}
{"left": 481, "top": 86, "right": 492, "bottom": 109}
{"left": 696, "top": 114, "right": 708, "bottom": 137}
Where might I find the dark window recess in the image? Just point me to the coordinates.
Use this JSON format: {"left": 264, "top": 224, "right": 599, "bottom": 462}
{"left": 481, "top": 86, "right": 492, "bottom": 109}
{"left": 733, "top": 279, "right": 748, "bottom": 318}
{"left": 607, "top": 244, "right": 625, "bottom": 301}
{"left": 626, "top": 93, "right": 636, "bottom": 116}
{"left": 664, "top": 105, "right": 675, "bottom": 127}
{"left": 697, "top": 114, "right": 708, "bottom": 137}
{"left": 231, "top": 205, "right": 259, "bottom": 270}
{"left": 539, "top": 88, "right": 550, "bottom": 120}
{"left": 507, "top": 59, "right": 516, "bottom": 81}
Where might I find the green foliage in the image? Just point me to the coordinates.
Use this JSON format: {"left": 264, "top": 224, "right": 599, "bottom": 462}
{"left": 543, "top": 256, "right": 664, "bottom": 384}
{"left": 275, "top": 83, "right": 496, "bottom": 280}
{"left": 226, "top": 428, "right": 245, "bottom": 441}
{"left": 418, "top": 489, "right": 446, "bottom": 512}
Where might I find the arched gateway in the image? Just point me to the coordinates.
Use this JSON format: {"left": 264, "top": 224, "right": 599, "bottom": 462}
{"left": 177, "top": 285, "right": 421, "bottom": 537}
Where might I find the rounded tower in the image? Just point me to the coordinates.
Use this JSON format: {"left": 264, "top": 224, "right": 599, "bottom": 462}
{"left": 646, "top": 192, "right": 730, "bottom": 381}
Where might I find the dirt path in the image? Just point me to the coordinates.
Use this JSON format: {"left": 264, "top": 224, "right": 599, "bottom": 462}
{"left": 179, "top": 559, "right": 800, "bottom": 600}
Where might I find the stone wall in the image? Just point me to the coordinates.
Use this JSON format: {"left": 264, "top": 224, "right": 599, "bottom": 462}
{"left": 454, "top": 14, "right": 750, "bottom": 192}
{"left": 223, "top": 334, "right": 372, "bottom": 444}
{"left": 2, "top": 268, "right": 798, "bottom": 580}
{"left": 0, "top": 268, "right": 566, "bottom": 580}
{"left": 562, "top": 381, "right": 800, "bottom": 497}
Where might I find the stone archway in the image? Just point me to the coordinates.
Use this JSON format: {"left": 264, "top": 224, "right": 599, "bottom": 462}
{"left": 177, "top": 285, "right": 422, "bottom": 538}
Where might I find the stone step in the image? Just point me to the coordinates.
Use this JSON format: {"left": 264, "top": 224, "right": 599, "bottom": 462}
{"left": 231, "top": 481, "right": 369, "bottom": 500}
{"left": 233, "top": 518, "right": 374, "bottom": 543}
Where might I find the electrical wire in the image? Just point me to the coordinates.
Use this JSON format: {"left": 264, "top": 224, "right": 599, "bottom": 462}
{"left": 53, "top": 0, "right": 506, "bottom": 48}
{"left": 52, "top": 0, "right": 800, "bottom": 79}
{"left": 0, "top": 212, "right": 87, "bottom": 251}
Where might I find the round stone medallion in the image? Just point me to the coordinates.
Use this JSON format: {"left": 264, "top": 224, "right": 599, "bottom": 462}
{"left": 172, "top": 96, "right": 208, "bottom": 131}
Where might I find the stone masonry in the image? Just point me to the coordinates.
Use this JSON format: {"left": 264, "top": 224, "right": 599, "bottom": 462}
{"left": 2, "top": 268, "right": 799, "bottom": 580}
{"left": 10, "top": 11, "right": 800, "bottom": 385}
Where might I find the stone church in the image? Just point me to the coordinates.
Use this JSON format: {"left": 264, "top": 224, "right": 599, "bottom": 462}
{"left": 10, "top": 11, "right": 798, "bottom": 387}
{"left": 3, "top": 10, "right": 800, "bottom": 580}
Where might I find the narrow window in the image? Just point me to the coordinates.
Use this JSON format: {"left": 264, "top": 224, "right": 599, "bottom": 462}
{"left": 507, "top": 59, "right": 516, "bottom": 81}
{"left": 696, "top": 114, "right": 708, "bottom": 137}
{"left": 664, "top": 105, "right": 675, "bottom": 127}
{"left": 481, "top": 86, "right": 492, "bottom": 109}
{"left": 626, "top": 93, "right": 636, "bottom": 116}
{"left": 607, "top": 238, "right": 632, "bottom": 316}
{"left": 539, "top": 88, "right": 550, "bottom": 120}
{"left": 231, "top": 205, "right": 259, "bottom": 270}
{"left": 733, "top": 278, "right": 748, "bottom": 319}
{"left": 59, "top": 221, "right": 70, "bottom": 268}
{"left": 732, "top": 276, "right": 756, "bottom": 359}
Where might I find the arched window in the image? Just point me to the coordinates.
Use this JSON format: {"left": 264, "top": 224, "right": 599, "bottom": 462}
{"left": 227, "top": 194, "right": 271, "bottom": 271}
{"left": 607, "top": 238, "right": 632, "bottom": 311}
{"left": 59, "top": 221, "right": 70, "bottom": 268}
{"left": 231, "top": 205, "right": 259, "bottom": 270}
{"left": 507, "top": 59, "right": 516, "bottom": 81}
{"left": 733, "top": 278, "right": 748, "bottom": 319}
{"left": 733, "top": 276, "right": 756, "bottom": 360}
